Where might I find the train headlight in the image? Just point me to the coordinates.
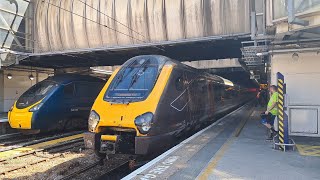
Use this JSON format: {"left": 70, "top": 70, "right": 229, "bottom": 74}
{"left": 88, "top": 110, "right": 100, "bottom": 132}
{"left": 29, "top": 103, "right": 44, "bottom": 112}
{"left": 134, "top": 112, "right": 154, "bottom": 134}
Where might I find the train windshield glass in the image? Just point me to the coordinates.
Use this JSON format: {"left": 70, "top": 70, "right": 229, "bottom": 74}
{"left": 105, "top": 57, "right": 165, "bottom": 103}
{"left": 16, "top": 80, "right": 58, "bottom": 109}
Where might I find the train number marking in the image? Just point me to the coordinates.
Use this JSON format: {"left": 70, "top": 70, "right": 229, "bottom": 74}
{"left": 140, "top": 156, "right": 179, "bottom": 180}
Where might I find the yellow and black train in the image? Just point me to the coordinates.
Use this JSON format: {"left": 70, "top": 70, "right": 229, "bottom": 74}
{"left": 84, "top": 55, "right": 252, "bottom": 157}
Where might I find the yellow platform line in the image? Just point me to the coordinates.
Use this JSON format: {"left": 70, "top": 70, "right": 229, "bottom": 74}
{"left": 0, "top": 134, "right": 83, "bottom": 159}
{"left": 197, "top": 110, "right": 253, "bottom": 180}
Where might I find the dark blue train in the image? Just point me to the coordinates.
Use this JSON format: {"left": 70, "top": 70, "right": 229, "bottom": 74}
{"left": 8, "top": 74, "right": 105, "bottom": 134}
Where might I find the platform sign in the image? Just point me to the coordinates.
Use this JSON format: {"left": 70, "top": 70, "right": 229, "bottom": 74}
{"left": 277, "top": 72, "right": 289, "bottom": 150}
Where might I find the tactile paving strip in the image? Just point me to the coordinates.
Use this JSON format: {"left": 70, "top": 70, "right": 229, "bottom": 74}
{"left": 296, "top": 144, "right": 320, "bottom": 156}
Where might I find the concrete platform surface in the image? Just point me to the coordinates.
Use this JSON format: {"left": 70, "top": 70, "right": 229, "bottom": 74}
{"left": 123, "top": 105, "right": 320, "bottom": 180}
{"left": 201, "top": 110, "right": 320, "bottom": 180}
{"left": 0, "top": 113, "right": 8, "bottom": 123}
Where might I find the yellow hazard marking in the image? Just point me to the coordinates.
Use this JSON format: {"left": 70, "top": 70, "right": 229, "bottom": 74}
{"left": 279, "top": 99, "right": 284, "bottom": 105}
{"left": 278, "top": 88, "right": 283, "bottom": 94}
{"left": 279, "top": 126, "right": 284, "bottom": 132}
{"left": 296, "top": 144, "right": 320, "bottom": 156}
{"left": 278, "top": 113, "right": 283, "bottom": 119}
{"left": 279, "top": 121, "right": 284, "bottom": 127}
{"left": 279, "top": 131, "right": 284, "bottom": 138}
{"left": 279, "top": 136, "right": 284, "bottom": 143}
{"left": 279, "top": 111, "right": 283, "bottom": 116}
{"left": 278, "top": 94, "right": 283, "bottom": 99}
{"left": 0, "top": 134, "right": 83, "bottom": 159}
{"left": 278, "top": 79, "right": 283, "bottom": 83}
{"left": 278, "top": 83, "right": 283, "bottom": 89}
{"left": 278, "top": 105, "right": 283, "bottom": 111}
{"left": 278, "top": 116, "right": 283, "bottom": 121}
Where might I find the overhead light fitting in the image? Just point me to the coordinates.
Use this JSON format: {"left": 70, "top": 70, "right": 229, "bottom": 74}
{"left": 292, "top": 52, "right": 299, "bottom": 61}
{"left": 29, "top": 74, "right": 34, "bottom": 81}
{"left": 7, "top": 73, "right": 12, "bottom": 80}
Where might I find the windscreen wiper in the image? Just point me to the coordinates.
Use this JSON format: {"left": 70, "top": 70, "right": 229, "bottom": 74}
{"left": 112, "top": 61, "right": 136, "bottom": 90}
{"left": 128, "top": 59, "right": 150, "bottom": 90}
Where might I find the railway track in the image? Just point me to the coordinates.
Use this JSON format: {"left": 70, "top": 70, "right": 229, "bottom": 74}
{"left": 0, "top": 138, "right": 84, "bottom": 175}
{"left": 0, "top": 133, "right": 22, "bottom": 141}
{"left": 60, "top": 155, "right": 134, "bottom": 180}
{"left": 0, "top": 138, "right": 84, "bottom": 164}
{"left": 0, "top": 130, "right": 84, "bottom": 152}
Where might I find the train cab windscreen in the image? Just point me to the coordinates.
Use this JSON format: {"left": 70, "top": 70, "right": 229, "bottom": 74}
{"left": 104, "top": 57, "right": 165, "bottom": 103}
{"left": 16, "top": 80, "right": 58, "bottom": 109}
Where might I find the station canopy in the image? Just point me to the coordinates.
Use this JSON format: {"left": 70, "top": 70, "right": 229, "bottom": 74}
{"left": 1, "top": 0, "right": 253, "bottom": 69}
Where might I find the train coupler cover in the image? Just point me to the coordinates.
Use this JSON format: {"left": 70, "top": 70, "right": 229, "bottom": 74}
{"left": 100, "top": 141, "right": 117, "bottom": 154}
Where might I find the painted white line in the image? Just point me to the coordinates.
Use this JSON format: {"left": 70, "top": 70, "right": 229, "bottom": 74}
{"left": 122, "top": 104, "right": 249, "bottom": 180}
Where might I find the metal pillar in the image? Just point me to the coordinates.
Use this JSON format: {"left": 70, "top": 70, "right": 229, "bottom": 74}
{"left": 274, "top": 72, "right": 295, "bottom": 151}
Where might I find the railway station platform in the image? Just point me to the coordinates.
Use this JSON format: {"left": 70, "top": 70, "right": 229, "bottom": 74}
{"left": 0, "top": 113, "right": 13, "bottom": 135}
{"left": 0, "top": 113, "right": 8, "bottom": 122}
{"left": 123, "top": 103, "right": 320, "bottom": 180}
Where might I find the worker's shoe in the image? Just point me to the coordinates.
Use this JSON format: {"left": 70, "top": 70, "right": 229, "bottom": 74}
{"left": 266, "top": 133, "right": 273, "bottom": 141}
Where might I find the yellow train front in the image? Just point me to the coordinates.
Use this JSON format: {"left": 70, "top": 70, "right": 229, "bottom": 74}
{"left": 8, "top": 74, "right": 104, "bottom": 134}
{"left": 84, "top": 55, "right": 252, "bottom": 157}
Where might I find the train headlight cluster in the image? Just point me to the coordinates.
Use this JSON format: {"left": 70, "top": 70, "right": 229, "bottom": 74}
{"left": 134, "top": 112, "right": 154, "bottom": 134}
{"left": 88, "top": 110, "right": 100, "bottom": 132}
{"left": 29, "top": 103, "right": 44, "bottom": 112}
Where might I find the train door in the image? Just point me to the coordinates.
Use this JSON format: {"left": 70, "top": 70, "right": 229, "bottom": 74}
{"left": 61, "top": 82, "right": 77, "bottom": 126}
{"left": 74, "top": 81, "right": 102, "bottom": 116}
{"left": 185, "top": 73, "right": 197, "bottom": 126}
{"left": 169, "top": 68, "right": 189, "bottom": 132}
{"left": 213, "top": 84, "right": 223, "bottom": 113}
{"left": 207, "top": 81, "right": 215, "bottom": 118}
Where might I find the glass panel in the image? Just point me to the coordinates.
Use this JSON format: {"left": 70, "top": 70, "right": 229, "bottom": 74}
{"left": 273, "top": 0, "right": 320, "bottom": 20}
{"left": 0, "top": 29, "right": 8, "bottom": 45}
{"left": 0, "top": 0, "right": 29, "bottom": 15}
{"left": 3, "top": 33, "right": 13, "bottom": 48}
{"left": 16, "top": 80, "right": 58, "bottom": 109}
{"left": 104, "top": 57, "right": 164, "bottom": 103}
{"left": 0, "top": 0, "right": 30, "bottom": 51}
{"left": 0, "top": 11, "right": 15, "bottom": 29}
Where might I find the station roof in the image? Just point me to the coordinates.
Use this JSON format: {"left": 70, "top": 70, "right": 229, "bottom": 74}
{"left": 19, "top": 34, "right": 251, "bottom": 69}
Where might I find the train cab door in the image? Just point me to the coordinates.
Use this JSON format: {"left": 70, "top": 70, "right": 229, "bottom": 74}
{"left": 74, "top": 81, "right": 99, "bottom": 116}
{"left": 62, "top": 82, "right": 77, "bottom": 118}
{"left": 169, "top": 69, "right": 189, "bottom": 132}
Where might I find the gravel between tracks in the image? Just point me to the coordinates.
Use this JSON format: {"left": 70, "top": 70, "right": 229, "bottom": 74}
{"left": 0, "top": 148, "right": 100, "bottom": 180}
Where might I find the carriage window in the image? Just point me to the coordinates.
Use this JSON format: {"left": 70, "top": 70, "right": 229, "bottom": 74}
{"left": 64, "top": 83, "right": 75, "bottom": 96}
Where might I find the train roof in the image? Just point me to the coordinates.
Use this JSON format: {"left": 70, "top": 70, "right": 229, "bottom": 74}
{"left": 126, "top": 55, "right": 235, "bottom": 87}
{"left": 45, "top": 74, "right": 104, "bottom": 84}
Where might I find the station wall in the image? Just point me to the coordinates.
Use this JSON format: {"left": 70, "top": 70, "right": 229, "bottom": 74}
{"left": 271, "top": 52, "right": 320, "bottom": 137}
{"left": 0, "top": 70, "right": 48, "bottom": 112}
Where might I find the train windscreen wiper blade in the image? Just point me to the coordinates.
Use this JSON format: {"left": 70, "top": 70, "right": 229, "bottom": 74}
{"left": 112, "top": 61, "right": 136, "bottom": 90}
{"left": 128, "top": 59, "right": 150, "bottom": 90}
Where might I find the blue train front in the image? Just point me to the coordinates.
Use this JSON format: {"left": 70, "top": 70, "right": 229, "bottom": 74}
{"left": 8, "top": 74, "right": 104, "bottom": 134}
